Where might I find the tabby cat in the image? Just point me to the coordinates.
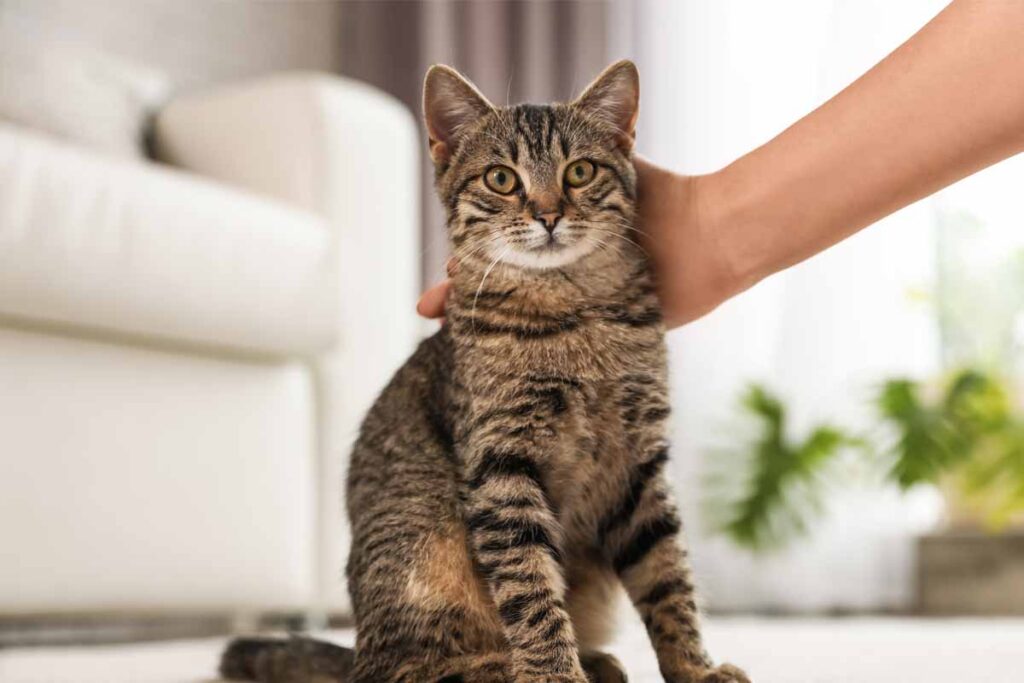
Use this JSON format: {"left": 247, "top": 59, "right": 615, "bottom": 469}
{"left": 220, "top": 61, "right": 750, "bottom": 683}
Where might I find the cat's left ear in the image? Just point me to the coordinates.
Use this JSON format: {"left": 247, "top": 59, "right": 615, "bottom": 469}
{"left": 423, "top": 65, "right": 495, "bottom": 166}
{"left": 573, "top": 60, "right": 639, "bottom": 151}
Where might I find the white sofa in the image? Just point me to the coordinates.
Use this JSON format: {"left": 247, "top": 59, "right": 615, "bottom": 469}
{"left": 0, "top": 73, "right": 420, "bottom": 617}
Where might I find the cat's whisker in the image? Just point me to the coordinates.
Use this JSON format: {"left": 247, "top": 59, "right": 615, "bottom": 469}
{"left": 471, "top": 245, "right": 510, "bottom": 335}
{"left": 453, "top": 241, "right": 495, "bottom": 265}
{"left": 578, "top": 225, "right": 650, "bottom": 257}
{"left": 586, "top": 235, "right": 613, "bottom": 256}
{"left": 452, "top": 233, "right": 506, "bottom": 268}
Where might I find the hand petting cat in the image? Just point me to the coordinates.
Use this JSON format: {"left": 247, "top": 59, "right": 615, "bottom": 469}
{"left": 422, "top": 0, "right": 1024, "bottom": 332}
{"left": 417, "top": 156, "right": 729, "bottom": 330}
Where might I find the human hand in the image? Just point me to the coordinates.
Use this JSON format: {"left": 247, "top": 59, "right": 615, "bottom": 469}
{"left": 416, "top": 260, "right": 453, "bottom": 321}
{"left": 632, "top": 157, "right": 741, "bottom": 328}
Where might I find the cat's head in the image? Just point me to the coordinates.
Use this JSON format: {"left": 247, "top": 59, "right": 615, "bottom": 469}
{"left": 423, "top": 61, "right": 639, "bottom": 272}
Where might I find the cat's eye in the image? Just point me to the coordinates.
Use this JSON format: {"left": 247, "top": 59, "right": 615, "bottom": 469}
{"left": 484, "top": 166, "right": 519, "bottom": 194}
{"left": 565, "top": 160, "right": 596, "bottom": 188}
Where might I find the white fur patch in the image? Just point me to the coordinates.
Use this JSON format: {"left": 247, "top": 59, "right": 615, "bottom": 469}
{"left": 493, "top": 220, "right": 599, "bottom": 270}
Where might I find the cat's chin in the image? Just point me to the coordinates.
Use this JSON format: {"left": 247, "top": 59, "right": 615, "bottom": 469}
{"left": 497, "top": 241, "right": 596, "bottom": 271}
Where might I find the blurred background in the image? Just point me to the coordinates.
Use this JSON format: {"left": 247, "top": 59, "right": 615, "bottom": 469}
{"left": 2, "top": 1, "right": 1023, "bottom": 681}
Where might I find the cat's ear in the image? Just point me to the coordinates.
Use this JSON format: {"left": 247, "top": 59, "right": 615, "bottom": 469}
{"left": 574, "top": 60, "right": 639, "bottom": 151}
{"left": 423, "top": 65, "right": 494, "bottom": 166}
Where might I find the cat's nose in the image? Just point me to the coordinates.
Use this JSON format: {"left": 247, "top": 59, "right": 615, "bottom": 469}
{"left": 534, "top": 212, "right": 562, "bottom": 233}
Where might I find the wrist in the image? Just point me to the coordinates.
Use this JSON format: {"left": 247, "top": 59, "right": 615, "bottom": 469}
{"left": 694, "top": 166, "right": 767, "bottom": 298}
{"left": 635, "top": 157, "right": 760, "bottom": 326}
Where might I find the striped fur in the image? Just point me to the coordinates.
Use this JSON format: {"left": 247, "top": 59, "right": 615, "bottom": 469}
{"left": 221, "top": 61, "right": 749, "bottom": 683}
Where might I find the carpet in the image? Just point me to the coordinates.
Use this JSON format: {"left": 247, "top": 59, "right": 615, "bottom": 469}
{"left": 2, "top": 617, "right": 1022, "bottom": 682}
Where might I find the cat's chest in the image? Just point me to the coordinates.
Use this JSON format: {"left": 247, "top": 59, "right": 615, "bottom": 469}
{"left": 455, "top": 316, "right": 664, "bottom": 382}
{"left": 457, "top": 343, "right": 669, "bottom": 503}
{"left": 547, "top": 371, "right": 668, "bottom": 522}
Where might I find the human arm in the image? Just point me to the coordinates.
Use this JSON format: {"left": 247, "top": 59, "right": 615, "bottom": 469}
{"left": 644, "top": 0, "right": 1024, "bottom": 326}
{"left": 421, "top": 0, "right": 1024, "bottom": 328}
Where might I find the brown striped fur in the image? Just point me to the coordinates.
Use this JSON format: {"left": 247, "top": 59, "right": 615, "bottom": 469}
{"left": 221, "top": 61, "right": 749, "bottom": 683}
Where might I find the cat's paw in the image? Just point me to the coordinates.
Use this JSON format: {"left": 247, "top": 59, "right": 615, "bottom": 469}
{"left": 697, "top": 663, "right": 751, "bottom": 683}
{"left": 580, "top": 650, "right": 628, "bottom": 683}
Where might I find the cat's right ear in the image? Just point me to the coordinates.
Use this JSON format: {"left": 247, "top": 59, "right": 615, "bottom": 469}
{"left": 423, "top": 65, "right": 494, "bottom": 166}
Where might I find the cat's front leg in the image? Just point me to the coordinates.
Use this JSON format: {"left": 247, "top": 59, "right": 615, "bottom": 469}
{"left": 599, "top": 448, "right": 750, "bottom": 683}
{"left": 622, "top": 528, "right": 749, "bottom": 683}
{"left": 462, "top": 435, "right": 587, "bottom": 682}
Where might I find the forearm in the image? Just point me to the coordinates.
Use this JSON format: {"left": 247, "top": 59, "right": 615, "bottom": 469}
{"left": 666, "top": 0, "right": 1024, "bottom": 325}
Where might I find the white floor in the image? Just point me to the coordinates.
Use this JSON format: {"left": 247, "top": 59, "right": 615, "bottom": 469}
{"left": 2, "top": 618, "right": 1023, "bottom": 683}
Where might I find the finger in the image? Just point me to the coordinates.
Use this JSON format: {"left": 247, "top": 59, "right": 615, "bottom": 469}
{"left": 416, "top": 279, "right": 451, "bottom": 319}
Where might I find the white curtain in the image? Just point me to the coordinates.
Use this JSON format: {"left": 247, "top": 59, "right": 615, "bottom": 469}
{"left": 622, "top": 0, "right": 949, "bottom": 612}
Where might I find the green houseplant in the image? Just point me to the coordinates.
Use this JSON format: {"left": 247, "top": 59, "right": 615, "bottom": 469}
{"left": 878, "top": 370, "right": 1024, "bottom": 530}
{"left": 702, "top": 385, "right": 860, "bottom": 551}
{"left": 705, "top": 370, "right": 1024, "bottom": 550}
{"left": 704, "top": 371, "right": 1024, "bottom": 614}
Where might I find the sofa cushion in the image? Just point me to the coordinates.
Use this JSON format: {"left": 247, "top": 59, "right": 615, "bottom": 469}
{"left": 0, "top": 123, "right": 339, "bottom": 356}
{"left": 0, "top": 33, "right": 169, "bottom": 159}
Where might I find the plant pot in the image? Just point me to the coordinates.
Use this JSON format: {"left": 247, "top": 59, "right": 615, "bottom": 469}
{"left": 918, "top": 531, "right": 1024, "bottom": 615}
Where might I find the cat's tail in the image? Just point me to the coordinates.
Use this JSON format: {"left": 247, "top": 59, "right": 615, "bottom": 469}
{"left": 219, "top": 635, "right": 355, "bottom": 682}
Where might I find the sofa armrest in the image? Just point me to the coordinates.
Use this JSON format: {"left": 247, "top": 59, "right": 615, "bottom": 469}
{"left": 153, "top": 71, "right": 418, "bottom": 219}
{"left": 153, "top": 72, "right": 421, "bottom": 363}
{"left": 154, "top": 73, "right": 423, "bottom": 614}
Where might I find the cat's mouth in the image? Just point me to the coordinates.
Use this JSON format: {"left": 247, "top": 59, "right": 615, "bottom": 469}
{"left": 497, "top": 236, "right": 595, "bottom": 271}
{"left": 493, "top": 221, "right": 597, "bottom": 269}
{"left": 533, "top": 239, "right": 566, "bottom": 252}
{"left": 528, "top": 222, "right": 572, "bottom": 252}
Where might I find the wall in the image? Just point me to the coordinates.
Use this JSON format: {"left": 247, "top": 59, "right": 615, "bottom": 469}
{"left": 0, "top": 0, "right": 344, "bottom": 92}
